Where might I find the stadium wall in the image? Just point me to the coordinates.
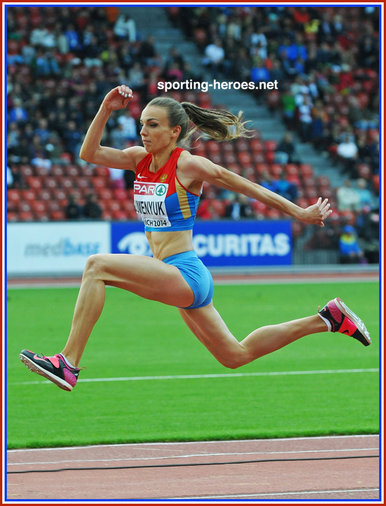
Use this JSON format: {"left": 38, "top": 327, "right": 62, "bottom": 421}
{"left": 7, "top": 220, "right": 292, "bottom": 277}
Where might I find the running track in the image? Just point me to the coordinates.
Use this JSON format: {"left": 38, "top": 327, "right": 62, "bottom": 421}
{"left": 7, "top": 268, "right": 379, "bottom": 289}
{"left": 7, "top": 435, "right": 380, "bottom": 500}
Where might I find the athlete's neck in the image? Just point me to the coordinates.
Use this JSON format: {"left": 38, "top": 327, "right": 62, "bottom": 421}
{"left": 149, "top": 145, "right": 177, "bottom": 173}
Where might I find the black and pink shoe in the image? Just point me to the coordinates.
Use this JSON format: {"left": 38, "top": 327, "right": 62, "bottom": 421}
{"left": 20, "top": 350, "right": 80, "bottom": 391}
{"left": 318, "top": 298, "right": 372, "bottom": 346}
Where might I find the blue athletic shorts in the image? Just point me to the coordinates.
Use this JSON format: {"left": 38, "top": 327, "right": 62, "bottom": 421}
{"left": 162, "top": 250, "right": 214, "bottom": 309}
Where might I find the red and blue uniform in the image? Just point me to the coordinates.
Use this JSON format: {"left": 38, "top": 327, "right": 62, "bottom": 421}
{"left": 134, "top": 147, "right": 213, "bottom": 310}
{"left": 134, "top": 147, "right": 200, "bottom": 232}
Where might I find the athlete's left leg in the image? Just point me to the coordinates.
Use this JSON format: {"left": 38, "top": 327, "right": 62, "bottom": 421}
{"left": 178, "top": 303, "right": 327, "bottom": 368}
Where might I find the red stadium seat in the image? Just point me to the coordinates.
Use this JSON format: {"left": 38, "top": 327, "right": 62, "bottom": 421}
{"left": 19, "top": 211, "right": 34, "bottom": 222}
{"left": 264, "top": 140, "right": 277, "bottom": 152}
{"left": 128, "top": 103, "right": 141, "bottom": 119}
{"left": 252, "top": 200, "right": 268, "bottom": 215}
{"left": 7, "top": 212, "right": 19, "bottom": 222}
{"left": 255, "top": 163, "right": 270, "bottom": 176}
{"left": 51, "top": 165, "right": 65, "bottom": 177}
{"left": 34, "top": 166, "right": 49, "bottom": 177}
{"left": 303, "top": 177, "right": 317, "bottom": 188}
{"left": 92, "top": 177, "right": 109, "bottom": 190}
{"left": 296, "top": 198, "right": 310, "bottom": 208}
{"left": 266, "top": 208, "right": 281, "bottom": 219}
{"left": 105, "top": 200, "right": 121, "bottom": 213}
{"left": 250, "top": 139, "right": 264, "bottom": 153}
{"left": 7, "top": 200, "right": 17, "bottom": 212}
{"left": 50, "top": 210, "right": 66, "bottom": 221}
{"left": 270, "top": 164, "right": 283, "bottom": 178}
{"left": 80, "top": 166, "right": 94, "bottom": 177}
{"left": 44, "top": 177, "right": 59, "bottom": 190}
{"left": 33, "top": 210, "right": 50, "bottom": 222}
{"left": 224, "top": 153, "right": 237, "bottom": 165}
{"left": 30, "top": 200, "right": 47, "bottom": 213}
{"left": 98, "top": 188, "right": 114, "bottom": 200}
{"left": 198, "top": 92, "right": 211, "bottom": 108}
{"left": 265, "top": 151, "right": 275, "bottom": 164}
{"left": 299, "top": 164, "right": 314, "bottom": 178}
{"left": 19, "top": 165, "right": 34, "bottom": 178}
{"left": 51, "top": 188, "right": 67, "bottom": 202}
{"left": 19, "top": 201, "right": 32, "bottom": 212}
{"left": 94, "top": 166, "right": 110, "bottom": 178}
{"left": 77, "top": 177, "right": 92, "bottom": 193}
{"left": 285, "top": 164, "right": 299, "bottom": 176}
{"left": 38, "top": 189, "right": 52, "bottom": 201}
{"left": 26, "top": 176, "right": 43, "bottom": 191}
{"left": 21, "top": 189, "right": 37, "bottom": 201}
{"left": 252, "top": 153, "right": 266, "bottom": 164}
{"left": 111, "top": 210, "right": 128, "bottom": 221}
{"left": 222, "top": 143, "right": 234, "bottom": 153}
{"left": 238, "top": 151, "right": 252, "bottom": 166}
{"left": 121, "top": 200, "right": 136, "bottom": 213}
{"left": 206, "top": 140, "right": 220, "bottom": 155}
{"left": 235, "top": 139, "right": 249, "bottom": 152}
{"left": 287, "top": 175, "right": 301, "bottom": 186}
{"left": 304, "top": 187, "right": 318, "bottom": 200}
{"left": 114, "top": 188, "right": 129, "bottom": 200}
{"left": 66, "top": 165, "right": 81, "bottom": 177}
{"left": 46, "top": 201, "right": 61, "bottom": 212}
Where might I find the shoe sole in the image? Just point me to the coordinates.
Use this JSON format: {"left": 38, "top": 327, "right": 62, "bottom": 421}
{"left": 334, "top": 297, "right": 372, "bottom": 346}
{"left": 20, "top": 354, "right": 73, "bottom": 391}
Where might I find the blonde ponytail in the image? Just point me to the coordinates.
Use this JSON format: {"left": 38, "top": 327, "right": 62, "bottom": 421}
{"left": 181, "top": 102, "right": 251, "bottom": 141}
{"left": 147, "top": 97, "right": 252, "bottom": 143}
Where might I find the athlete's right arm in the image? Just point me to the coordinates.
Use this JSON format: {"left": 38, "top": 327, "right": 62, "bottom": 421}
{"left": 79, "top": 85, "right": 145, "bottom": 171}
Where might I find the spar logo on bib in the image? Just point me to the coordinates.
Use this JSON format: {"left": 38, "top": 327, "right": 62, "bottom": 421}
{"left": 134, "top": 182, "right": 171, "bottom": 228}
{"left": 134, "top": 182, "right": 167, "bottom": 196}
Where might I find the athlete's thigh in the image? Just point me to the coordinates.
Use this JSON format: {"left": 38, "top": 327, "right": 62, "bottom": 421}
{"left": 97, "top": 254, "right": 194, "bottom": 307}
{"left": 178, "top": 304, "right": 245, "bottom": 364}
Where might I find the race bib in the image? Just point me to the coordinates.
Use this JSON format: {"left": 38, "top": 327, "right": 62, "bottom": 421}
{"left": 133, "top": 181, "right": 171, "bottom": 228}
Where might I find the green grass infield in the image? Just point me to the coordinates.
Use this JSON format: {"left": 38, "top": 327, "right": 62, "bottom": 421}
{"left": 7, "top": 281, "right": 379, "bottom": 448}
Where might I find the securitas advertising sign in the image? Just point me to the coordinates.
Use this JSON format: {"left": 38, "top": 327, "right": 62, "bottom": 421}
{"left": 111, "top": 220, "right": 292, "bottom": 267}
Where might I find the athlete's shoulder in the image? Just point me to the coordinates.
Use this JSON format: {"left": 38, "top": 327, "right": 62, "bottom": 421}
{"left": 178, "top": 150, "right": 208, "bottom": 169}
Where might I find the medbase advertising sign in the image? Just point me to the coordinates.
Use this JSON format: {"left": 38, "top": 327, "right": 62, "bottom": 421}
{"left": 7, "top": 222, "right": 110, "bottom": 276}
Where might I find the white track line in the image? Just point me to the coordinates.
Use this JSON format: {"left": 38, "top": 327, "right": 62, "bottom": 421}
{"left": 14, "top": 367, "right": 378, "bottom": 386}
{"left": 8, "top": 434, "right": 378, "bottom": 453}
{"left": 7, "top": 447, "right": 379, "bottom": 467}
{"left": 181, "top": 488, "right": 380, "bottom": 499}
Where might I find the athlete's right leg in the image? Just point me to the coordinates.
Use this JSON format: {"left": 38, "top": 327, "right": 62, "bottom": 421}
{"left": 59, "top": 253, "right": 196, "bottom": 367}
{"left": 21, "top": 253, "right": 196, "bottom": 389}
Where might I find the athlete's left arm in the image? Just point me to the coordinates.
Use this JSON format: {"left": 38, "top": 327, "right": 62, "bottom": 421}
{"left": 181, "top": 154, "right": 331, "bottom": 226}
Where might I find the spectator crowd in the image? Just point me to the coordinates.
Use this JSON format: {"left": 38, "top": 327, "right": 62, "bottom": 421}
{"left": 7, "top": 5, "right": 379, "bottom": 262}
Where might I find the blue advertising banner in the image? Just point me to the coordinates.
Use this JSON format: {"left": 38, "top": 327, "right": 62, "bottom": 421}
{"left": 111, "top": 220, "right": 292, "bottom": 267}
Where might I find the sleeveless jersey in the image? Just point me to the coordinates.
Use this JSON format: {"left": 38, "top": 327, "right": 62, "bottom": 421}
{"left": 133, "top": 147, "right": 200, "bottom": 231}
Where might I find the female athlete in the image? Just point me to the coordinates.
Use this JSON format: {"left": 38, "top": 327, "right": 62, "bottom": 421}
{"left": 20, "top": 85, "right": 371, "bottom": 391}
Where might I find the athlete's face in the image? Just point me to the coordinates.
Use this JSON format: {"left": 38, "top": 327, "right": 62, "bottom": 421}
{"left": 139, "top": 106, "right": 181, "bottom": 153}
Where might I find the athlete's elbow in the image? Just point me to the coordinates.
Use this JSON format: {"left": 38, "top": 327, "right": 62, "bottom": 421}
{"left": 79, "top": 145, "right": 97, "bottom": 164}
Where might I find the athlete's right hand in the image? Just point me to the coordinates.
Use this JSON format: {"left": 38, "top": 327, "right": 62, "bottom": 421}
{"left": 102, "top": 85, "right": 133, "bottom": 112}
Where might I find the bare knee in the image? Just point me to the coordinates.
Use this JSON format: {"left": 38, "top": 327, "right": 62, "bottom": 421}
{"left": 83, "top": 254, "right": 108, "bottom": 281}
{"left": 217, "top": 349, "right": 253, "bottom": 369}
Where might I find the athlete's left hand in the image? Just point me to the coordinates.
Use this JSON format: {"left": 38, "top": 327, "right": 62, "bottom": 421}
{"left": 301, "top": 197, "right": 332, "bottom": 227}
